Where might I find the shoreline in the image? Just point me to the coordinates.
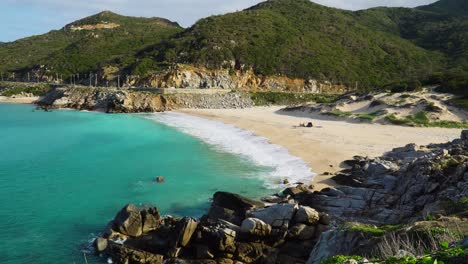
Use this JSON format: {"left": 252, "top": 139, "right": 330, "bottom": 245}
{"left": 0, "top": 96, "right": 40, "bottom": 104}
{"left": 179, "top": 106, "right": 463, "bottom": 190}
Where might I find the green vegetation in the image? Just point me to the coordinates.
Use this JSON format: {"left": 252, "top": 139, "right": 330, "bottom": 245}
{"left": 357, "top": 110, "right": 387, "bottom": 121}
{"left": 249, "top": 92, "right": 338, "bottom": 106}
{"left": 328, "top": 109, "right": 353, "bottom": 118}
{"left": 386, "top": 112, "right": 468, "bottom": 128}
{"left": 344, "top": 222, "right": 403, "bottom": 237}
{"left": 133, "top": 0, "right": 444, "bottom": 89}
{"left": 417, "top": 0, "right": 468, "bottom": 17}
{"left": 449, "top": 97, "right": 468, "bottom": 111}
{"left": 321, "top": 243, "right": 467, "bottom": 264}
{"left": 425, "top": 102, "right": 443, "bottom": 113}
{"left": 0, "top": 11, "right": 182, "bottom": 78}
{"left": 0, "top": 82, "right": 52, "bottom": 96}
{"left": 384, "top": 80, "right": 423, "bottom": 93}
{"left": 1, "top": 0, "right": 467, "bottom": 96}
{"left": 320, "top": 255, "right": 364, "bottom": 264}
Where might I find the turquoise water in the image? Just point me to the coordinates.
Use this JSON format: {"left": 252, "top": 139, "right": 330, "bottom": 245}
{"left": 0, "top": 103, "right": 276, "bottom": 264}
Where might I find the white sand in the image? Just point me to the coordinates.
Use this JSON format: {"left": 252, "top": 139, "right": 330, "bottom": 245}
{"left": 0, "top": 96, "right": 39, "bottom": 104}
{"left": 181, "top": 106, "right": 463, "bottom": 190}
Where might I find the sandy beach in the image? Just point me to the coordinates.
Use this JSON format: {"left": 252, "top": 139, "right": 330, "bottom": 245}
{"left": 0, "top": 96, "right": 39, "bottom": 104}
{"left": 181, "top": 106, "right": 463, "bottom": 190}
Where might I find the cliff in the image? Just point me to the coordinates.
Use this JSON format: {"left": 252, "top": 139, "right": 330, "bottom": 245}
{"left": 121, "top": 64, "right": 349, "bottom": 93}
{"left": 37, "top": 87, "right": 255, "bottom": 112}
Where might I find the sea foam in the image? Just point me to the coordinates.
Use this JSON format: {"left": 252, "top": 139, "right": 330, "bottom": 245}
{"left": 147, "top": 112, "right": 316, "bottom": 188}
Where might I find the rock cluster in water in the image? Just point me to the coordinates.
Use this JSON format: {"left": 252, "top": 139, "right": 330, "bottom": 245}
{"left": 95, "top": 190, "right": 330, "bottom": 264}
{"left": 94, "top": 131, "right": 468, "bottom": 264}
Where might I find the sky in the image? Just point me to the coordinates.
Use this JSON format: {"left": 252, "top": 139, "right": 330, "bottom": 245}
{"left": 0, "top": 0, "right": 438, "bottom": 42}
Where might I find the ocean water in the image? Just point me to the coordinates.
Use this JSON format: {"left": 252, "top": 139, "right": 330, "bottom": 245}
{"left": 0, "top": 103, "right": 313, "bottom": 264}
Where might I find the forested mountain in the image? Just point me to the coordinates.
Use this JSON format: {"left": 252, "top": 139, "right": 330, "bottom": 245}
{"left": 0, "top": 11, "right": 182, "bottom": 75}
{"left": 0, "top": 0, "right": 466, "bottom": 94}
{"left": 418, "top": 0, "right": 468, "bottom": 17}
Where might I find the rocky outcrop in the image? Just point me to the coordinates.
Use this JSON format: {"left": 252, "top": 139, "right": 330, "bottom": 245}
{"left": 125, "top": 64, "right": 348, "bottom": 93}
{"left": 37, "top": 87, "right": 254, "bottom": 112}
{"left": 37, "top": 87, "right": 172, "bottom": 112}
{"left": 297, "top": 131, "right": 468, "bottom": 225}
{"left": 95, "top": 190, "right": 329, "bottom": 264}
{"left": 93, "top": 131, "right": 468, "bottom": 264}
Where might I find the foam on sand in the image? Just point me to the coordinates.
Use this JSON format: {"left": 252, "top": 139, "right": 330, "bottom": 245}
{"left": 147, "top": 112, "right": 316, "bottom": 188}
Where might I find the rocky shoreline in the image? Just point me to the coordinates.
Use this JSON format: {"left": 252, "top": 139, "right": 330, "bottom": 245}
{"left": 36, "top": 87, "right": 254, "bottom": 112}
{"left": 92, "top": 131, "right": 468, "bottom": 264}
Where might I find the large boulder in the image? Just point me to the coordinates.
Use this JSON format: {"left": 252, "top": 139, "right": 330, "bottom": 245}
{"left": 212, "top": 192, "right": 265, "bottom": 213}
{"left": 94, "top": 237, "right": 108, "bottom": 253}
{"left": 234, "top": 242, "right": 270, "bottom": 263}
{"left": 206, "top": 205, "right": 241, "bottom": 225}
{"left": 462, "top": 130, "right": 468, "bottom": 141}
{"left": 288, "top": 224, "right": 316, "bottom": 240}
{"left": 294, "top": 206, "right": 320, "bottom": 225}
{"left": 240, "top": 218, "right": 272, "bottom": 237}
{"left": 196, "top": 226, "right": 237, "bottom": 253}
{"left": 170, "top": 217, "right": 199, "bottom": 248}
{"left": 113, "top": 204, "right": 143, "bottom": 237}
{"left": 108, "top": 242, "right": 164, "bottom": 264}
{"left": 141, "top": 207, "right": 161, "bottom": 233}
{"left": 249, "top": 203, "right": 298, "bottom": 228}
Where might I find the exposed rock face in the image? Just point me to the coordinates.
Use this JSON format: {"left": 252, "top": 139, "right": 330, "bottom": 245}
{"left": 37, "top": 87, "right": 172, "bottom": 113}
{"left": 298, "top": 131, "right": 468, "bottom": 225}
{"left": 37, "top": 87, "right": 254, "bottom": 112}
{"left": 125, "top": 64, "right": 347, "bottom": 93}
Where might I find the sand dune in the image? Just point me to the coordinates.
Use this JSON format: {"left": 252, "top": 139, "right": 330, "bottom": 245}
{"left": 181, "top": 106, "right": 462, "bottom": 190}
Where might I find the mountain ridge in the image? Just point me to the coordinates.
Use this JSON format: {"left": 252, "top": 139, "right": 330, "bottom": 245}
{"left": 0, "top": 0, "right": 466, "bottom": 94}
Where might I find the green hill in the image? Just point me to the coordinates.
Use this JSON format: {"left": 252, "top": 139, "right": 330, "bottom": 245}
{"left": 130, "top": 0, "right": 445, "bottom": 90}
{"left": 418, "top": 0, "right": 468, "bottom": 17}
{"left": 1, "top": 0, "right": 467, "bottom": 94}
{"left": 354, "top": 2, "right": 468, "bottom": 94}
{"left": 0, "top": 11, "right": 182, "bottom": 76}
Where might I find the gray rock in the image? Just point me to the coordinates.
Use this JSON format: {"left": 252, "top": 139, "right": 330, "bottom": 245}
{"left": 113, "top": 204, "right": 143, "bottom": 237}
{"left": 288, "top": 224, "right": 316, "bottom": 240}
{"left": 319, "top": 213, "right": 331, "bottom": 225}
{"left": 249, "top": 203, "right": 298, "bottom": 228}
{"left": 170, "top": 217, "right": 198, "bottom": 247}
{"left": 234, "top": 242, "right": 269, "bottom": 263}
{"left": 141, "top": 207, "right": 160, "bottom": 233}
{"left": 94, "top": 237, "right": 108, "bottom": 253}
{"left": 294, "top": 206, "right": 320, "bottom": 225}
{"left": 461, "top": 130, "right": 468, "bottom": 141}
{"left": 197, "top": 226, "right": 237, "bottom": 253}
{"left": 207, "top": 205, "right": 240, "bottom": 225}
{"left": 213, "top": 192, "right": 265, "bottom": 214}
{"left": 108, "top": 242, "right": 164, "bottom": 264}
{"left": 240, "top": 218, "right": 271, "bottom": 237}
